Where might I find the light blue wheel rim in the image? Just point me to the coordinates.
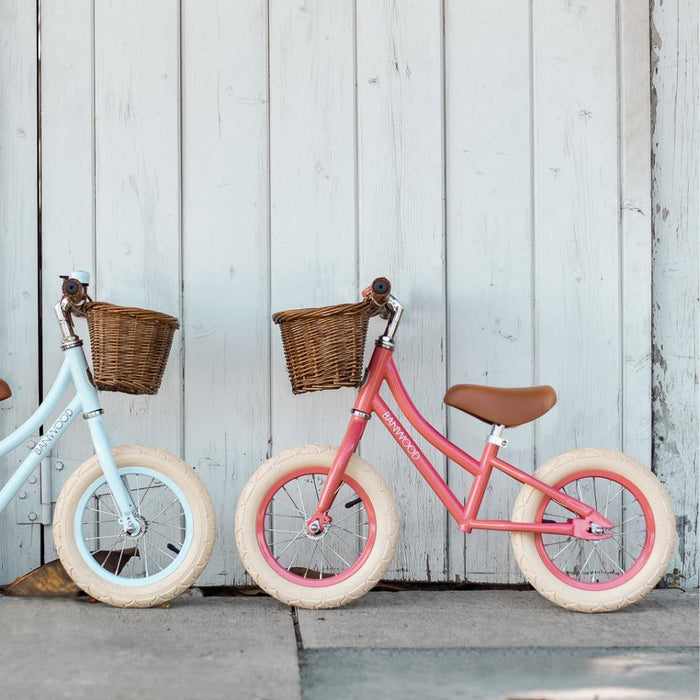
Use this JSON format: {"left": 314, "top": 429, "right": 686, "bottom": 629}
{"left": 74, "top": 466, "right": 194, "bottom": 587}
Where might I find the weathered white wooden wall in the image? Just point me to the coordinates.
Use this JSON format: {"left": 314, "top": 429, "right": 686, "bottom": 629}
{"left": 0, "top": 0, "right": 696, "bottom": 588}
{"left": 650, "top": 0, "right": 699, "bottom": 589}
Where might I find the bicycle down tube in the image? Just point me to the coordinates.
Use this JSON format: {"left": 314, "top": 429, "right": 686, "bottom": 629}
{"left": 308, "top": 344, "right": 613, "bottom": 540}
{"left": 0, "top": 346, "right": 140, "bottom": 526}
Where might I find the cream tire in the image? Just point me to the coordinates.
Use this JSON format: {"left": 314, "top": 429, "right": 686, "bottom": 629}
{"left": 235, "top": 444, "right": 399, "bottom": 609}
{"left": 53, "top": 445, "right": 216, "bottom": 608}
{"left": 511, "top": 448, "right": 675, "bottom": 612}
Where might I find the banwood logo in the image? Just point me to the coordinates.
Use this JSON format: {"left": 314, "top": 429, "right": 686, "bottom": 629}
{"left": 381, "top": 410, "right": 420, "bottom": 460}
{"left": 33, "top": 409, "right": 73, "bottom": 455}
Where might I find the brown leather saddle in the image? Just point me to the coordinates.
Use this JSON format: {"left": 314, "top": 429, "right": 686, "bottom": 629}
{"left": 444, "top": 384, "right": 557, "bottom": 428}
{"left": 0, "top": 379, "right": 12, "bottom": 402}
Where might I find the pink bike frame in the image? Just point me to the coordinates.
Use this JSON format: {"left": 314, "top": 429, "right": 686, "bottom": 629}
{"left": 307, "top": 345, "right": 613, "bottom": 540}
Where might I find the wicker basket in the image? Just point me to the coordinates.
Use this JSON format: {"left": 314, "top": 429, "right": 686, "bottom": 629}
{"left": 273, "top": 300, "right": 372, "bottom": 394}
{"left": 85, "top": 302, "right": 180, "bottom": 395}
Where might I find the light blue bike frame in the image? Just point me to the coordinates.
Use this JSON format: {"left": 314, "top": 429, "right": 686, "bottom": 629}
{"left": 0, "top": 343, "right": 140, "bottom": 530}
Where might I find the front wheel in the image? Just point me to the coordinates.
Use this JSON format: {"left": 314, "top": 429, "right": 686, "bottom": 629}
{"left": 235, "top": 445, "right": 399, "bottom": 609}
{"left": 53, "top": 445, "right": 216, "bottom": 608}
{"left": 511, "top": 448, "right": 675, "bottom": 612}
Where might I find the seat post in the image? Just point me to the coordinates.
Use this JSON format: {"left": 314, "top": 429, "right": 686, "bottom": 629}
{"left": 487, "top": 424, "right": 508, "bottom": 449}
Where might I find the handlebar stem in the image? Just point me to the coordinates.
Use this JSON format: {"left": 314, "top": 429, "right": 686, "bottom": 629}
{"left": 54, "top": 298, "right": 83, "bottom": 350}
{"left": 376, "top": 296, "right": 403, "bottom": 350}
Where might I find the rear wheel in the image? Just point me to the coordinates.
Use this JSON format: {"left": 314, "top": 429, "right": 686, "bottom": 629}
{"left": 511, "top": 448, "right": 675, "bottom": 612}
{"left": 235, "top": 445, "right": 399, "bottom": 609}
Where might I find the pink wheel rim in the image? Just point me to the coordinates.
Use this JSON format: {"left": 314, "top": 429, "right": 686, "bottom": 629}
{"left": 256, "top": 466, "right": 377, "bottom": 587}
{"left": 534, "top": 469, "right": 656, "bottom": 590}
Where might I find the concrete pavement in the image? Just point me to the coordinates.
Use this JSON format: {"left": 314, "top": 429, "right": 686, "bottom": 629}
{"left": 0, "top": 588, "right": 697, "bottom": 699}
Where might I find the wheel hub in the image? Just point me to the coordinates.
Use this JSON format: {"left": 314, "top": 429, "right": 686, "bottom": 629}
{"left": 125, "top": 514, "right": 147, "bottom": 539}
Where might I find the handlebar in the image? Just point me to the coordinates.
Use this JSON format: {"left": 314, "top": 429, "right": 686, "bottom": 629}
{"left": 60, "top": 271, "right": 90, "bottom": 306}
{"left": 55, "top": 272, "right": 91, "bottom": 344}
{"left": 363, "top": 276, "right": 392, "bottom": 307}
{"left": 362, "top": 276, "right": 404, "bottom": 347}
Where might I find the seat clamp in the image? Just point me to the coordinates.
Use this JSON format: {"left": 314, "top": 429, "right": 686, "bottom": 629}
{"left": 488, "top": 424, "right": 507, "bottom": 448}
{"left": 488, "top": 434, "right": 508, "bottom": 448}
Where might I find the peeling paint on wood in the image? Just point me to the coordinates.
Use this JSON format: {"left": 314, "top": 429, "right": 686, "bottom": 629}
{"left": 651, "top": 0, "right": 699, "bottom": 588}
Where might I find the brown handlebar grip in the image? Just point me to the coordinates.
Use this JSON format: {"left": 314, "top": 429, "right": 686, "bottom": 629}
{"left": 61, "top": 277, "right": 86, "bottom": 303}
{"left": 370, "top": 277, "right": 391, "bottom": 306}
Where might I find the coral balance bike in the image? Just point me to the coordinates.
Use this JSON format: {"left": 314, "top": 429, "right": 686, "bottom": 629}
{"left": 236, "top": 278, "right": 675, "bottom": 612}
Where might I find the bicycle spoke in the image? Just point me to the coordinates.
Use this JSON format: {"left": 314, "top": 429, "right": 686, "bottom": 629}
{"left": 282, "top": 485, "right": 302, "bottom": 516}
{"left": 312, "top": 474, "right": 321, "bottom": 503}
{"left": 317, "top": 539, "right": 337, "bottom": 571}
{"left": 577, "top": 545, "right": 597, "bottom": 580}
{"left": 148, "top": 520, "right": 187, "bottom": 533}
{"left": 115, "top": 535, "right": 128, "bottom": 574}
{"left": 271, "top": 535, "right": 306, "bottom": 548}
{"left": 147, "top": 522, "right": 185, "bottom": 544}
{"left": 84, "top": 507, "right": 119, "bottom": 520}
{"left": 296, "top": 479, "right": 307, "bottom": 519}
{"left": 543, "top": 538, "right": 575, "bottom": 546}
{"left": 602, "top": 486, "right": 625, "bottom": 511}
{"left": 560, "top": 540, "right": 582, "bottom": 575}
{"left": 331, "top": 506, "right": 366, "bottom": 528}
{"left": 327, "top": 528, "right": 359, "bottom": 553}
{"left": 275, "top": 528, "right": 307, "bottom": 560}
{"left": 333, "top": 525, "right": 368, "bottom": 541}
{"left": 147, "top": 496, "right": 183, "bottom": 525}
{"left": 596, "top": 543, "right": 626, "bottom": 574}
{"left": 93, "top": 497, "right": 118, "bottom": 517}
{"left": 609, "top": 532, "right": 644, "bottom": 557}
{"left": 301, "top": 540, "right": 321, "bottom": 576}
{"left": 99, "top": 532, "right": 125, "bottom": 565}
{"left": 610, "top": 513, "right": 644, "bottom": 529}
{"left": 143, "top": 540, "right": 151, "bottom": 577}
{"left": 603, "top": 477, "right": 612, "bottom": 519}
{"left": 147, "top": 541, "right": 178, "bottom": 562}
{"left": 324, "top": 540, "right": 352, "bottom": 569}
{"left": 550, "top": 538, "right": 576, "bottom": 562}
{"left": 593, "top": 477, "right": 598, "bottom": 512}
{"left": 271, "top": 497, "right": 305, "bottom": 518}
{"left": 154, "top": 510, "right": 187, "bottom": 526}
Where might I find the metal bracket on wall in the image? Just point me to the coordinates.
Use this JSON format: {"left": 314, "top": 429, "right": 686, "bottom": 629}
{"left": 15, "top": 437, "right": 54, "bottom": 526}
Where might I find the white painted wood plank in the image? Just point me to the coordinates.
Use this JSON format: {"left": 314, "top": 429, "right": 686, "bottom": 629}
{"left": 269, "top": 1, "right": 357, "bottom": 452}
{"left": 620, "top": 0, "right": 652, "bottom": 468}
{"left": 533, "top": 1, "right": 621, "bottom": 462}
{"left": 0, "top": 0, "right": 42, "bottom": 582}
{"left": 357, "top": 0, "right": 446, "bottom": 580}
{"left": 650, "top": 0, "right": 699, "bottom": 588}
{"left": 445, "top": 0, "right": 533, "bottom": 584}
{"left": 182, "top": 0, "right": 269, "bottom": 586}
{"left": 39, "top": 0, "right": 95, "bottom": 562}
{"left": 93, "top": 0, "right": 182, "bottom": 454}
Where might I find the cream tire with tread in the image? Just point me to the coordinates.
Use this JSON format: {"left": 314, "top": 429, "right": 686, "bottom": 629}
{"left": 511, "top": 448, "right": 676, "bottom": 613}
{"left": 235, "top": 444, "right": 399, "bottom": 609}
{"left": 53, "top": 445, "right": 216, "bottom": 608}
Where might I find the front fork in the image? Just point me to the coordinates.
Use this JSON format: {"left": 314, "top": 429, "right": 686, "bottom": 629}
{"left": 65, "top": 346, "right": 142, "bottom": 535}
{"left": 84, "top": 414, "right": 143, "bottom": 535}
{"left": 305, "top": 413, "right": 368, "bottom": 535}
